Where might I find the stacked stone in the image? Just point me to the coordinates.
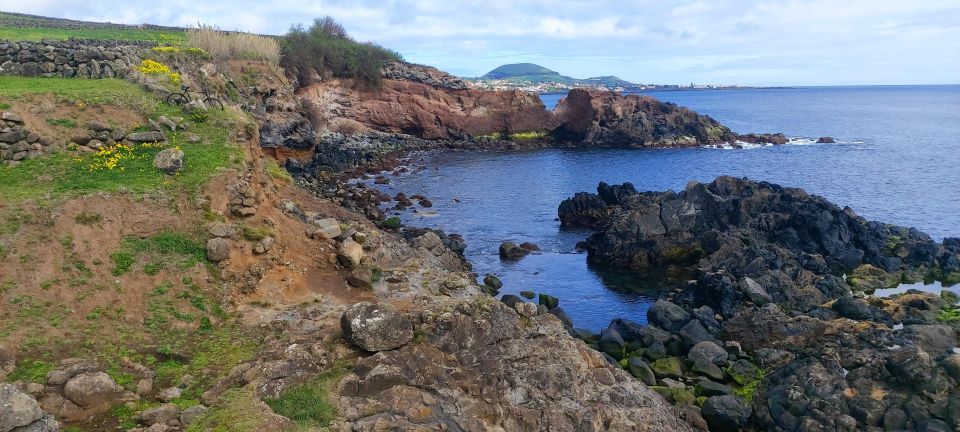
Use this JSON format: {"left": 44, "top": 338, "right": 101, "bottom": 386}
{"left": 0, "top": 112, "right": 54, "bottom": 164}
{"left": 0, "top": 39, "right": 148, "bottom": 79}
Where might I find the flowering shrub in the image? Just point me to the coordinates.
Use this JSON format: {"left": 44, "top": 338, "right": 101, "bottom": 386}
{"left": 137, "top": 59, "right": 171, "bottom": 75}
{"left": 152, "top": 46, "right": 208, "bottom": 56}
{"left": 82, "top": 142, "right": 168, "bottom": 172}
{"left": 136, "top": 60, "right": 180, "bottom": 85}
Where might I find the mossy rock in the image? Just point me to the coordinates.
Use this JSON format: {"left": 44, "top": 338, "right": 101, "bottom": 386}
{"left": 847, "top": 264, "right": 901, "bottom": 291}
{"left": 650, "top": 357, "right": 684, "bottom": 379}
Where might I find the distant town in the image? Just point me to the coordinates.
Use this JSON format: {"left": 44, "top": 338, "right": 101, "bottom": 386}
{"left": 467, "top": 79, "right": 749, "bottom": 93}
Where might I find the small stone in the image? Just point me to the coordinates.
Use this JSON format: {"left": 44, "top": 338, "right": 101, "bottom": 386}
{"left": 482, "top": 274, "right": 503, "bottom": 291}
{"left": 694, "top": 380, "right": 732, "bottom": 397}
{"left": 127, "top": 131, "right": 167, "bottom": 142}
{"left": 702, "top": 395, "right": 751, "bottom": 431}
{"left": 538, "top": 293, "right": 559, "bottom": 309}
{"left": 88, "top": 121, "right": 111, "bottom": 132}
{"left": 180, "top": 405, "right": 208, "bottom": 426}
{"left": 688, "top": 341, "right": 729, "bottom": 366}
{"left": 648, "top": 300, "right": 690, "bottom": 332}
{"left": 519, "top": 291, "right": 535, "bottom": 299}
{"left": 63, "top": 371, "right": 123, "bottom": 407}
{"left": 627, "top": 357, "right": 656, "bottom": 385}
{"left": 338, "top": 239, "right": 364, "bottom": 269}
{"left": 1, "top": 112, "right": 24, "bottom": 123}
{"left": 0, "top": 383, "right": 42, "bottom": 431}
{"left": 346, "top": 268, "right": 374, "bottom": 289}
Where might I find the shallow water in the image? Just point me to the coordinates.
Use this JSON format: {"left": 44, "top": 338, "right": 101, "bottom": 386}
{"left": 368, "top": 86, "right": 960, "bottom": 330}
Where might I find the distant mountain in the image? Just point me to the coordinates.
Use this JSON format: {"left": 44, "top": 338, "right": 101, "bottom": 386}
{"left": 477, "top": 63, "right": 637, "bottom": 88}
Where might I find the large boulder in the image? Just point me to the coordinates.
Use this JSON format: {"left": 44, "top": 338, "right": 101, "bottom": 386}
{"left": 0, "top": 383, "right": 43, "bottom": 432}
{"left": 498, "top": 241, "right": 530, "bottom": 261}
{"left": 340, "top": 302, "right": 414, "bottom": 352}
{"left": 62, "top": 372, "right": 123, "bottom": 408}
{"left": 648, "top": 300, "right": 690, "bottom": 332}
{"left": 702, "top": 395, "right": 751, "bottom": 431}
{"left": 153, "top": 148, "right": 184, "bottom": 174}
{"left": 206, "top": 238, "right": 231, "bottom": 262}
{"left": 688, "top": 341, "right": 728, "bottom": 366}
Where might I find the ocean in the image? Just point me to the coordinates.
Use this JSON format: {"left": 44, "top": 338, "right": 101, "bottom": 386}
{"left": 367, "top": 85, "right": 960, "bottom": 330}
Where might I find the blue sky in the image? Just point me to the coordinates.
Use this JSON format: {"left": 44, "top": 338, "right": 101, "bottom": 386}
{"left": 3, "top": 0, "right": 959, "bottom": 86}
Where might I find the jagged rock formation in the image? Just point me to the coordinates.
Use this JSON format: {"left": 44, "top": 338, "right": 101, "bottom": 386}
{"left": 381, "top": 61, "right": 468, "bottom": 90}
{"left": 552, "top": 89, "right": 737, "bottom": 147}
{"left": 337, "top": 300, "right": 695, "bottom": 431}
{"left": 560, "top": 178, "right": 960, "bottom": 431}
{"left": 560, "top": 177, "right": 960, "bottom": 313}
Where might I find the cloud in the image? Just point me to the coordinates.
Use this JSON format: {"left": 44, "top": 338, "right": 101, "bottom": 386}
{"left": 1, "top": 0, "right": 958, "bottom": 85}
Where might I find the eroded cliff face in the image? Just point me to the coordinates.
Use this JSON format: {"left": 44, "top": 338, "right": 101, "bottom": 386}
{"left": 300, "top": 76, "right": 556, "bottom": 140}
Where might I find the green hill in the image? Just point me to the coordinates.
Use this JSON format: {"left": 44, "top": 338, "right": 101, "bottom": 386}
{"left": 478, "top": 63, "right": 637, "bottom": 88}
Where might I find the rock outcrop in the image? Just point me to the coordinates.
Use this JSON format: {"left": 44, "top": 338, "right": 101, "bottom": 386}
{"left": 560, "top": 177, "right": 960, "bottom": 313}
{"left": 560, "top": 177, "right": 960, "bottom": 431}
{"left": 337, "top": 299, "right": 695, "bottom": 431}
{"left": 552, "top": 89, "right": 737, "bottom": 148}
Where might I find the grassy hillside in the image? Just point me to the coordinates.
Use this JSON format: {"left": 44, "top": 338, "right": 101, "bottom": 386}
{"left": 478, "top": 62, "right": 637, "bottom": 87}
{"left": 0, "top": 11, "right": 186, "bottom": 43}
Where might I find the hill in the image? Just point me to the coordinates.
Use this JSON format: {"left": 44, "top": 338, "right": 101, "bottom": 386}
{"left": 476, "top": 62, "right": 637, "bottom": 89}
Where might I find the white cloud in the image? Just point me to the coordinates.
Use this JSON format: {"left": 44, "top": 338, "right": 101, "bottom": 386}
{"left": 0, "top": 0, "right": 958, "bottom": 85}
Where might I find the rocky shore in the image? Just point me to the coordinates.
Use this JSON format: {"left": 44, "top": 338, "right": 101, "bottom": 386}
{"left": 558, "top": 177, "right": 960, "bottom": 430}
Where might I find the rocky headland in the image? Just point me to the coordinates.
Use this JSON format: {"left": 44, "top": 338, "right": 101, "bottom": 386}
{"left": 558, "top": 177, "right": 960, "bottom": 430}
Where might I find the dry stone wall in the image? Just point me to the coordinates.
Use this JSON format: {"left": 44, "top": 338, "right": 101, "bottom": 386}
{"left": 0, "top": 39, "right": 149, "bottom": 79}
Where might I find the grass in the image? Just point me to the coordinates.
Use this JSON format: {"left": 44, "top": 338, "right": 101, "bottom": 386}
{"left": 46, "top": 118, "right": 76, "bottom": 128}
{"left": 7, "top": 359, "right": 55, "bottom": 383}
{"left": 939, "top": 308, "right": 960, "bottom": 322}
{"left": 110, "top": 232, "right": 207, "bottom": 277}
{"left": 264, "top": 362, "right": 350, "bottom": 427}
{"left": 187, "top": 388, "right": 274, "bottom": 432}
{"left": 186, "top": 26, "right": 280, "bottom": 63}
{"left": 0, "top": 27, "right": 186, "bottom": 44}
{"left": 265, "top": 158, "right": 292, "bottom": 183}
{"left": 240, "top": 225, "right": 272, "bottom": 241}
{"left": 0, "top": 77, "right": 248, "bottom": 202}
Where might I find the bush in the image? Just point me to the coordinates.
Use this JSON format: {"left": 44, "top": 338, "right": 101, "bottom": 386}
{"left": 280, "top": 16, "right": 402, "bottom": 89}
{"left": 186, "top": 26, "right": 280, "bottom": 63}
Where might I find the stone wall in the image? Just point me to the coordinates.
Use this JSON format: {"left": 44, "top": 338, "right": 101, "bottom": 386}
{"left": 0, "top": 39, "right": 149, "bottom": 79}
{"left": 0, "top": 112, "right": 56, "bottom": 164}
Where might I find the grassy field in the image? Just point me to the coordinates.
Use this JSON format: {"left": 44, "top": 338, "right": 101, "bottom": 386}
{"left": 0, "top": 27, "right": 185, "bottom": 44}
{"left": 0, "top": 77, "right": 249, "bottom": 201}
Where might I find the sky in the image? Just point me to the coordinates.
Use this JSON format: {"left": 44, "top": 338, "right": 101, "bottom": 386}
{"left": 3, "top": 0, "right": 959, "bottom": 86}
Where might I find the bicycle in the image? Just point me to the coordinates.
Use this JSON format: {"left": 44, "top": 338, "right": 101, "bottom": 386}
{"left": 166, "top": 85, "right": 224, "bottom": 110}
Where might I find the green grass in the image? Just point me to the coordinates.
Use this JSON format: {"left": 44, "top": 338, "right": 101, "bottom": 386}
{"left": 110, "top": 232, "right": 207, "bottom": 277}
{"left": 264, "top": 363, "right": 350, "bottom": 427}
{"left": 74, "top": 211, "right": 102, "bottom": 225}
{"left": 939, "top": 308, "right": 960, "bottom": 322}
{"left": 0, "top": 77, "right": 247, "bottom": 202}
{"left": 46, "top": 118, "right": 76, "bottom": 128}
{"left": 187, "top": 388, "right": 276, "bottom": 432}
{"left": 0, "top": 27, "right": 186, "bottom": 44}
{"left": 7, "top": 359, "right": 55, "bottom": 383}
{"left": 240, "top": 225, "right": 272, "bottom": 241}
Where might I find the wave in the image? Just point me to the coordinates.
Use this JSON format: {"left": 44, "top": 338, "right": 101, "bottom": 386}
{"left": 705, "top": 137, "right": 862, "bottom": 150}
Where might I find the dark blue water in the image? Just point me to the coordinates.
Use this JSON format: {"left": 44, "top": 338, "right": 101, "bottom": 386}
{"left": 370, "top": 86, "right": 960, "bottom": 330}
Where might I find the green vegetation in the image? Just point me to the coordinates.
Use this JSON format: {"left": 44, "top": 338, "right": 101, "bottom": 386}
{"left": 939, "top": 308, "right": 960, "bottom": 322}
{"left": 281, "top": 16, "right": 402, "bottom": 89}
{"left": 479, "top": 62, "right": 637, "bottom": 88}
{"left": 110, "top": 232, "right": 206, "bottom": 277}
{"left": 0, "top": 27, "right": 185, "bottom": 44}
{"left": 185, "top": 26, "right": 279, "bottom": 63}
{"left": 264, "top": 362, "right": 350, "bottom": 427}
{"left": 381, "top": 216, "right": 401, "bottom": 229}
{"left": 240, "top": 225, "right": 272, "bottom": 241}
{"left": 7, "top": 359, "right": 55, "bottom": 383}
{"left": 265, "top": 158, "right": 293, "bottom": 183}
{"left": 187, "top": 388, "right": 274, "bottom": 432}
{"left": 46, "top": 118, "right": 76, "bottom": 128}
{"left": 0, "top": 102, "right": 11, "bottom": 109}
{"left": 0, "top": 77, "right": 248, "bottom": 202}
